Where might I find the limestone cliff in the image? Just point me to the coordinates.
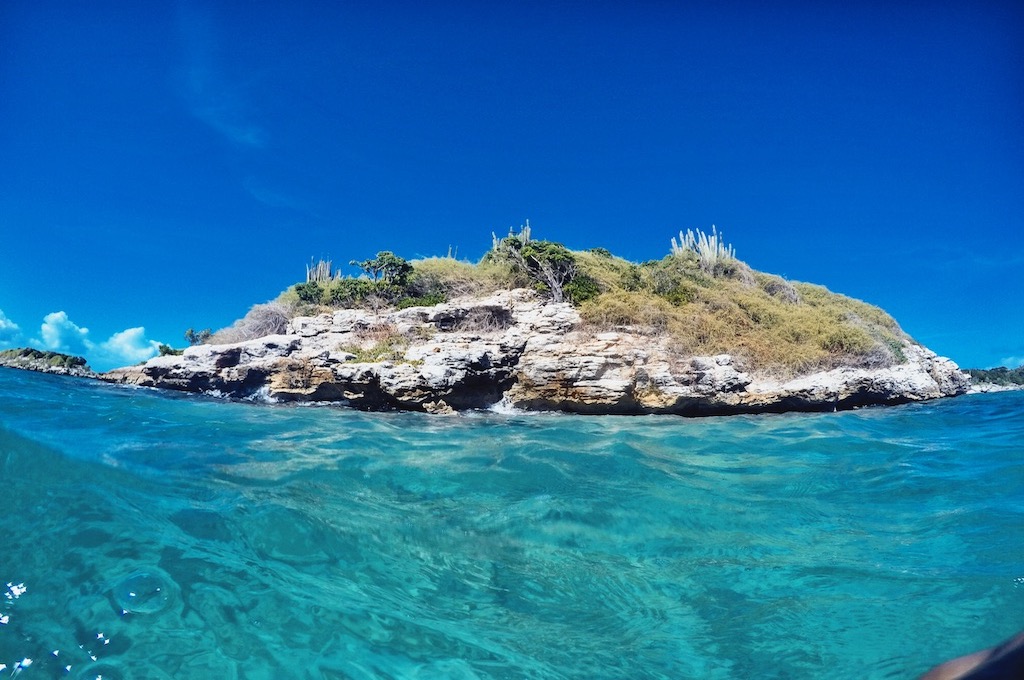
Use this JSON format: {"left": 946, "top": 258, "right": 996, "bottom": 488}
{"left": 102, "top": 290, "right": 970, "bottom": 415}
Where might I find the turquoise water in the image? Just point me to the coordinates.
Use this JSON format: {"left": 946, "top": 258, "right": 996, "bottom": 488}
{"left": 1, "top": 368, "right": 1021, "bottom": 679}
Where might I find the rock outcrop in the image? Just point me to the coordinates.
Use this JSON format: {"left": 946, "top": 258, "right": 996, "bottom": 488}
{"left": 102, "top": 290, "right": 971, "bottom": 415}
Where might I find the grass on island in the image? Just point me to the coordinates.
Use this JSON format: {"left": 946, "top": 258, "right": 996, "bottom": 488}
{"left": 205, "top": 224, "right": 912, "bottom": 376}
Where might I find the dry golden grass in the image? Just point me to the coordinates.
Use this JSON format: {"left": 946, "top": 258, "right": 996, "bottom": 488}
{"left": 577, "top": 260, "right": 909, "bottom": 376}
{"left": 578, "top": 290, "right": 675, "bottom": 333}
{"left": 409, "top": 257, "right": 519, "bottom": 298}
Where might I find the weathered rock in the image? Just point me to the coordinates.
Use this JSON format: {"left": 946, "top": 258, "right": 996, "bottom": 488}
{"left": 100, "top": 289, "right": 971, "bottom": 415}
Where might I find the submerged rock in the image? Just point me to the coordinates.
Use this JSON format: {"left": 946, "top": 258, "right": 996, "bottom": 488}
{"left": 102, "top": 290, "right": 970, "bottom": 415}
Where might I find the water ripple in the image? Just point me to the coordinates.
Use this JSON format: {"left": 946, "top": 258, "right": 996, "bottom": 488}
{"left": 1, "top": 370, "right": 1022, "bottom": 678}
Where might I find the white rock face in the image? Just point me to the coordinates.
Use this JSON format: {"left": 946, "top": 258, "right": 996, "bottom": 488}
{"left": 103, "top": 289, "right": 971, "bottom": 415}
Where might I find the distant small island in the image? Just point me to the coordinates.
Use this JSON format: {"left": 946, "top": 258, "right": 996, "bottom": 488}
{"left": 965, "top": 365, "right": 1024, "bottom": 392}
{"left": 101, "top": 225, "right": 971, "bottom": 415}
{"left": 0, "top": 347, "right": 96, "bottom": 378}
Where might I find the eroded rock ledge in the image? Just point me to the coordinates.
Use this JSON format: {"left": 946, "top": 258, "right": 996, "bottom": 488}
{"left": 102, "top": 290, "right": 970, "bottom": 415}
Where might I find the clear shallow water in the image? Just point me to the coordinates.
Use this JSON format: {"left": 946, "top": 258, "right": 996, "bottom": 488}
{"left": 0, "top": 368, "right": 1021, "bottom": 679}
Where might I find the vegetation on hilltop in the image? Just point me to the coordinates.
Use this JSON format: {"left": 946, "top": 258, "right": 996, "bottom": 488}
{"left": 966, "top": 365, "right": 1024, "bottom": 386}
{"left": 207, "top": 223, "right": 912, "bottom": 375}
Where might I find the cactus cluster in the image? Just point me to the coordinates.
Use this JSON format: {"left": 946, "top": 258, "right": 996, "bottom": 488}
{"left": 306, "top": 258, "right": 334, "bottom": 284}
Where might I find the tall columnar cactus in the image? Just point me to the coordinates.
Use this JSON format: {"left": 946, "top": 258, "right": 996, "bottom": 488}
{"left": 492, "top": 220, "right": 533, "bottom": 251}
{"left": 306, "top": 258, "right": 334, "bottom": 284}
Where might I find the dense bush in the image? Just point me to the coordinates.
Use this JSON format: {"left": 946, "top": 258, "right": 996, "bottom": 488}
{"left": 327, "top": 278, "right": 374, "bottom": 306}
{"left": 562, "top": 273, "right": 600, "bottom": 304}
{"left": 294, "top": 281, "right": 323, "bottom": 304}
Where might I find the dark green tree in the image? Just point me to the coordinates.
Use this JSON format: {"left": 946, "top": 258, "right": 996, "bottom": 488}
{"left": 350, "top": 251, "right": 413, "bottom": 287}
{"left": 492, "top": 237, "right": 579, "bottom": 303}
{"left": 184, "top": 328, "right": 212, "bottom": 345}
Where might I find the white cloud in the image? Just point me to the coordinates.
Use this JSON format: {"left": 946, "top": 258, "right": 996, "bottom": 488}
{"left": 0, "top": 309, "right": 23, "bottom": 348}
{"left": 95, "top": 327, "right": 163, "bottom": 367}
{"left": 998, "top": 355, "right": 1024, "bottom": 369}
{"left": 38, "top": 311, "right": 90, "bottom": 355}
{"left": 23, "top": 311, "right": 163, "bottom": 371}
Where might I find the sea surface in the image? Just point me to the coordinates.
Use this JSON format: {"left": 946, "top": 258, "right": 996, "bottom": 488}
{"left": 0, "top": 367, "right": 1021, "bottom": 679}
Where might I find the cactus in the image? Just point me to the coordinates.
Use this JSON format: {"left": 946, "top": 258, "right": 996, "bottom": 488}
{"left": 492, "top": 220, "right": 532, "bottom": 251}
{"left": 305, "top": 258, "right": 333, "bottom": 284}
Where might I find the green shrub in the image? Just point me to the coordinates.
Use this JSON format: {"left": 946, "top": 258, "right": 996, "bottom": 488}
{"left": 158, "top": 344, "right": 183, "bottom": 356}
{"left": 294, "top": 281, "right": 324, "bottom": 304}
{"left": 659, "top": 287, "right": 696, "bottom": 307}
{"left": 563, "top": 274, "right": 600, "bottom": 305}
{"left": 328, "top": 278, "right": 374, "bottom": 306}
{"left": 620, "top": 265, "right": 644, "bottom": 291}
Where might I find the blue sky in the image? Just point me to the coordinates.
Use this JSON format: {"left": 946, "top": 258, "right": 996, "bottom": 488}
{"left": 1, "top": 1, "right": 1021, "bottom": 371}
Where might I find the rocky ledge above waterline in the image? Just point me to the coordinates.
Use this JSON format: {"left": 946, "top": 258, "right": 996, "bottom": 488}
{"left": 102, "top": 290, "right": 970, "bottom": 415}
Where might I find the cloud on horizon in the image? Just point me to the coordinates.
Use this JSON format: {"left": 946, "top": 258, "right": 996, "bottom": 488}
{"left": 0, "top": 309, "right": 163, "bottom": 372}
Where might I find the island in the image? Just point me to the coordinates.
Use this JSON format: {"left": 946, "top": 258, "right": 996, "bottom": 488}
{"left": 0, "top": 347, "right": 96, "bottom": 378}
{"left": 102, "top": 227, "right": 970, "bottom": 415}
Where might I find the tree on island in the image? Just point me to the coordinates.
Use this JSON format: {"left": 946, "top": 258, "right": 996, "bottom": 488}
{"left": 185, "top": 328, "right": 211, "bottom": 346}
{"left": 350, "top": 251, "right": 414, "bottom": 287}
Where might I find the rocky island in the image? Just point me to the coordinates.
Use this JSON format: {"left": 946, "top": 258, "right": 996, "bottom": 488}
{"left": 0, "top": 347, "right": 97, "bottom": 379}
{"left": 102, "top": 227, "right": 970, "bottom": 415}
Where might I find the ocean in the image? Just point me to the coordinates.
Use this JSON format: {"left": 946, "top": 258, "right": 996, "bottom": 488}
{"left": 0, "top": 367, "right": 1021, "bottom": 679}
